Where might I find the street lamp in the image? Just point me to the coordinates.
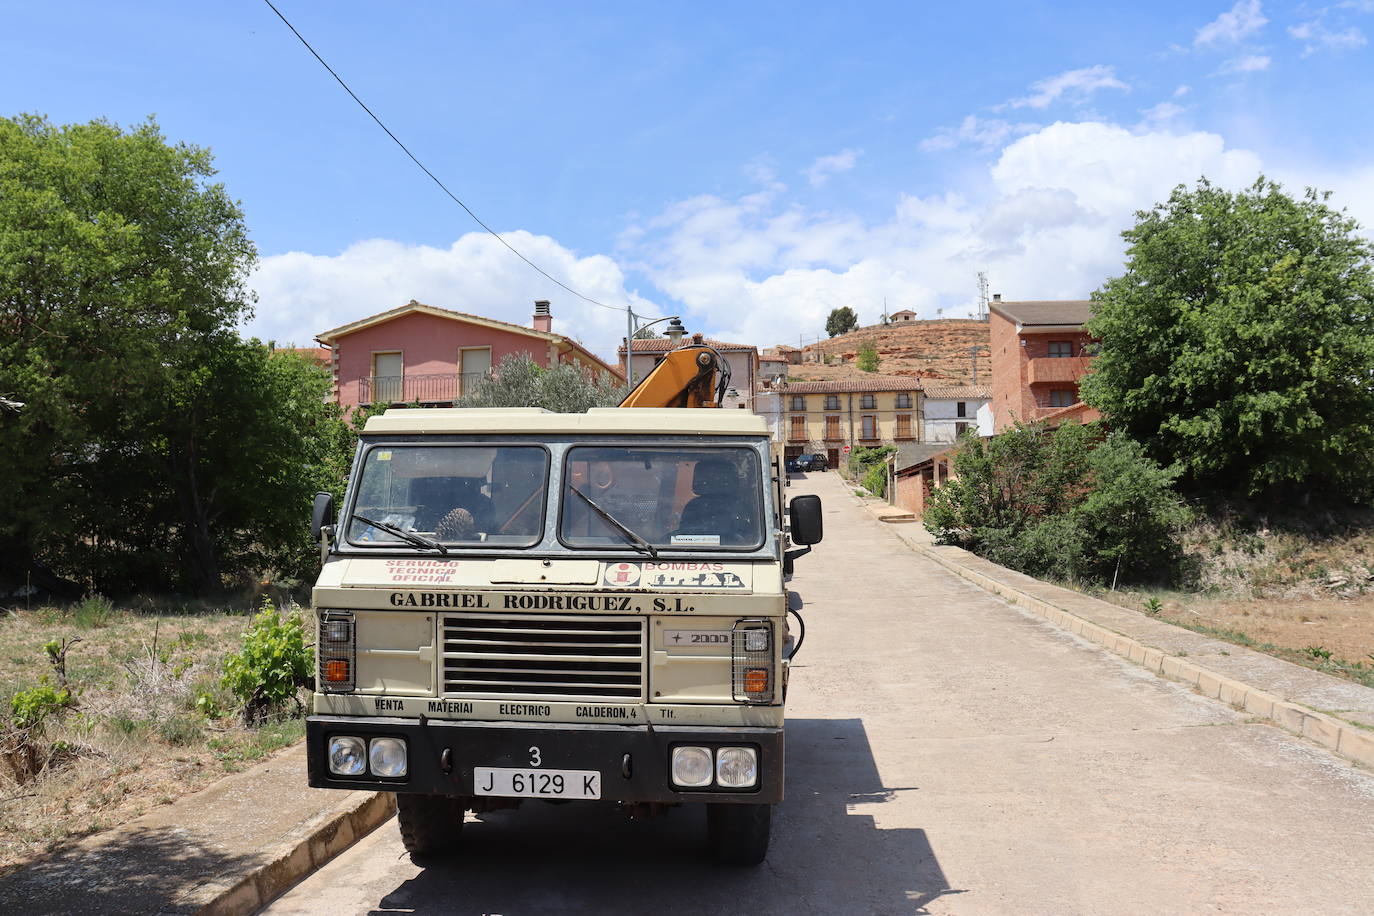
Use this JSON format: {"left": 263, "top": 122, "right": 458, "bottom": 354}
{"left": 625, "top": 315, "right": 685, "bottom": 390}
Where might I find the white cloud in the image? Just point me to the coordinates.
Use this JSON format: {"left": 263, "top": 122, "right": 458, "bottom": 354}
{"left": 1174, "top": 84, "right": 1192, "bottom": 97}
{"left": 1141, "top": 101, "right": 1186, "bottom": 122}
{"left": 1195, "top": 0, "right": 1268, "bottom": 46}
{"left": 245, "top": 231, "right": 658, "bottom": 360}
{"left": 624, "top": 121, "right": 1270, "bottom": 348}
{"left": 921, "top": 115, "right": 1040, "bottom": 152}
{"left": 1219, "top": 53, "right": 1272, "bottom": 73}
{"left": 1001, "top": 65, "right": 1129, "bottom": 110}
{"left": 803, "top": 149, "right": 861, "bottom": 187}
{"left": 1289, "top": 20, "right": 1367, "bottom": 54}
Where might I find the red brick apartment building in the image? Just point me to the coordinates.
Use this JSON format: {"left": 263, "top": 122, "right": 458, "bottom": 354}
{"left": 988, "top": 298, "right": 1101, "bottom": 432}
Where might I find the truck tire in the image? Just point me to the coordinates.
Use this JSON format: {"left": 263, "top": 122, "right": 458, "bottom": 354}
{"left": 706, "top": 802, "right": 771, "bottom": 865}
{"left": 396, "top": 793, "right": 466, "bottom": 859}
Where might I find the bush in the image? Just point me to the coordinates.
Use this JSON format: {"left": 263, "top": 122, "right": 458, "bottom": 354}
{"left": 221, "top": 598, "right": 314, "bottom": 727}
{"left": 72, "top": 595, "right": 115, "bottom": 628}
{"left": 925, "top": 422, "right": 1191, "bottom": 586}
{"left": 861, "top": 463, "right": 887, "bottom": 499}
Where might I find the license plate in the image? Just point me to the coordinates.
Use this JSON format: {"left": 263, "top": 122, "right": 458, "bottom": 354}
{"left": 473, "top": 766, "right": 601, "bottom": 799}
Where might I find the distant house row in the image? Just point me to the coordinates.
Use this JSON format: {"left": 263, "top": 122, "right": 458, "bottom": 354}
{"left": 305, "top": 294, "right": 1101, "bottom": 481}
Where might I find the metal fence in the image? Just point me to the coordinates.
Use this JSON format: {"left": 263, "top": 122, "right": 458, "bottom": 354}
{"left": 359, "top": 372, "right": 490, "bottom": 405}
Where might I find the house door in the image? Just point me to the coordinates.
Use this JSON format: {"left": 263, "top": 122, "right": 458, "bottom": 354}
{"left": 373, "top": 352, "right": 403, "bottom": 404}
{"left": 826, "top": 448, "right": 839, "bottom": 469}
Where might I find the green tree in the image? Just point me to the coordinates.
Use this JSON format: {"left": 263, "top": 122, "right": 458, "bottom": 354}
{"left": 459, "top": 353, "right": 625, "bottom": 412}
{"left": 0, "top": 115, "right": 347, "bottom": 593}
{"left": 825, "top": 306, "right": 859, "bottom": 337}
{"left": 855, "top": 344, "right": 879, "bottom": 372}
{"left": 1080, "top": 177, "right": 1374, "bottom": 501}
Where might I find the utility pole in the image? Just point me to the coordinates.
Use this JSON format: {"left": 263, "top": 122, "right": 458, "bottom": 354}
{"left": 977, "top": 271, "right": 989, "bottom": 320}
{"left": 625, "top": 308, "right": 637, "bottom": 390}
{"left": 970, "top": 345, "right": 981, "bottom": 384}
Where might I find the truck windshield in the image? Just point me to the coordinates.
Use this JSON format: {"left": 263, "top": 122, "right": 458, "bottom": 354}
{"left": 347, "top": 445, "right": 548, "bottom": 548}
{"left": 560, "top": 446, "right": 764, "bottom": 550}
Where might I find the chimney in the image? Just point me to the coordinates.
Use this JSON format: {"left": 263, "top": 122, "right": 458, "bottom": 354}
{"left": 532, "top": 300, "right": 552, "bottom": 333}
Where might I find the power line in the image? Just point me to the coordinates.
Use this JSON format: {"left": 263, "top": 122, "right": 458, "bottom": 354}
{"left": 261, "top": 0, "right": 624, "bottom": 314}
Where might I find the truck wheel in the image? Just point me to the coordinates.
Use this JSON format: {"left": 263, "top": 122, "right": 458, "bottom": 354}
{"left": 396, "top": 793, "right": 466, "bottom": 859}
{"left": 706, "top": 803, "right": 771, "bottom": 865}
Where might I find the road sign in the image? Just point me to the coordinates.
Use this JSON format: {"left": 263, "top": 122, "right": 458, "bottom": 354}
{"left": 842, "top": 445, "right": 851, "bottom": 453}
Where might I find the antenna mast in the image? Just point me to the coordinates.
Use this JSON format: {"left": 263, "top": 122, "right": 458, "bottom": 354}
{"left": 976, "top": 271, "right": 990, "bottom": 319}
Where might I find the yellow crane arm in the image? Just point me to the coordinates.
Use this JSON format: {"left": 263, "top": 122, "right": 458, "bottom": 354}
{"left": 618, "top": 345, "right": 729, "bottom": 408}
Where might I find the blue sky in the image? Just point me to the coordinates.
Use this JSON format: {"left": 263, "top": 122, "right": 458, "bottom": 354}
{"left": 4, "top": 1, "right": 1372, "bottom": 357}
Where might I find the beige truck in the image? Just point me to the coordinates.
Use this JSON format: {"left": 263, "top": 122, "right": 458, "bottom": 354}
{"left": 306, "top": 405, "right": 822, "bottom": 864}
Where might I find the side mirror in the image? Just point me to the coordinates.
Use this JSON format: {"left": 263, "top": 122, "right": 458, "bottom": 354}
{"left": 788, "top": 495, "right": 823, "bottom": 546}
{"left": 311, "top": 492, "right": 336, "bottom": 541}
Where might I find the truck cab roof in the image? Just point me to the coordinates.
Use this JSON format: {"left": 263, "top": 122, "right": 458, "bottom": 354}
{"left": 362, "top": 407, "right": 769, "bottom": 437}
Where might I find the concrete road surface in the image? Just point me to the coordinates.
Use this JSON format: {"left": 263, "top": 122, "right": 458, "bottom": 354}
{"left": 267, "top": 472, "right": 1374, "bottom": 915}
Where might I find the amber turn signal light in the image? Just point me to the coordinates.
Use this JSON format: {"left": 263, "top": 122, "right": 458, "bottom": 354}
{"left": 324, "top": 659, "right": 350, "bottom": 683}
{"left": 743, "top": 667, "right": 769, "bottom": 693}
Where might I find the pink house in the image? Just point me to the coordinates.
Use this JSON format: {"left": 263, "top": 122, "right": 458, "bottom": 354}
{"left": 317, "top": 299, "right": 621, "bottom": 409}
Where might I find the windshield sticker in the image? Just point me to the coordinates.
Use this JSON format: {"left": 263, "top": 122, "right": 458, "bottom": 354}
{"left": 603, "top": 562, "right": 746, "bottom": 589}
{"left": 376, "top": 451, "right": 392, "bottom": 461}
{"left": 671, "top": 534, "right": 721, "bottom": 545}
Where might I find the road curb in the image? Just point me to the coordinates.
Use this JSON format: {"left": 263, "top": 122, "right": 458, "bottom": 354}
{"left": 196, "top": 791, "right": 395, "bottom": 915}
{"left": 891, "top": 524, "right": 1374, "bottom": 771}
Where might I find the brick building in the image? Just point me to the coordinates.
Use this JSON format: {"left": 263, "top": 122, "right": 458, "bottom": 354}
{"left": 988, "top": 298, "right": 1101, "bottom": 431}
{"left": 783, "top": 377, "right": 925, "bottom": 468}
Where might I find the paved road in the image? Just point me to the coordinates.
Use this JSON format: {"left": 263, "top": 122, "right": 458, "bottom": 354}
{"left": 267, "top": 472, "right": 1374, "bottom": 915}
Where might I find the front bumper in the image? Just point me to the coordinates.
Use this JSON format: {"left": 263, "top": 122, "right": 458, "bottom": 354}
{"left": 306, "top": 715, "right": 784, "bottom": 804}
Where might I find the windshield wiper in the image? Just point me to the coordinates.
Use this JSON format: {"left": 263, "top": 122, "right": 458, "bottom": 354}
{"left": 351, "top": 514, "right": 449, "bottom": 556}
{"left": 567, "top": 486, "right": 658, "bottom": 558}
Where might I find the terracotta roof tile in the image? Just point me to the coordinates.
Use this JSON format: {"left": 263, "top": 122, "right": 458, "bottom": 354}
{"left": 619, "top": 337, "right": 757, "bottom": 353}
{"left": 921, "top": 384, "right": 991, "bottom": 399}
{"left": 783, "top": 376, "right": 925, "bottom": 393}
{"left": 990, "top": 300, "right": 1094, "bottom": 327}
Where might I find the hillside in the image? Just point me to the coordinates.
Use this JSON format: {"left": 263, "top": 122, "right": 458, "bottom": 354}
{"left": 789, "top": 318, "right": 991, "bottom": 384}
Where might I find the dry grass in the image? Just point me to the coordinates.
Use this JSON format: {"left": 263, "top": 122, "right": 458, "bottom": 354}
{"left": 1091, "top": 510, "right": 1374, "bottom": 687}
{"left": 0, "top": 598, "right": 310, "bottom": 873}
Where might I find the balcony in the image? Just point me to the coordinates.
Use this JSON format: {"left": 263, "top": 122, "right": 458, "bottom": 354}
{"left": 359, "top": 372, "right": 489, "bottom": 406}
{"left": 823, "top": 430, "right": 845, "bottom": 442}
{"left": 1027, "top": 356, "right": 1093, "bottom": 386}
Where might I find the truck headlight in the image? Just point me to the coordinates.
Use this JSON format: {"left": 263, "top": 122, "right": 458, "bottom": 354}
{"left": 369, "top": 737, "right": 407, "bottom": 778}
{"left": 715, "top": 746, "right": 758, "bottom": 788}
{"left": 671, "top": 746, "right": 714, "bottom": 788}
{"left": 328, "top": 736, "right": 366, "bottom": 776}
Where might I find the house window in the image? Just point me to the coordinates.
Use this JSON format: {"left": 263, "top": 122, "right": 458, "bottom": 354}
{"left": 790, "top": 415, "right": 807, "bottom": 440}
{"left": 824, "top": 394, "right": 840, "bottom": 410}
{"left": 1048, "top": 341, "right": 1074, "bottom": 358}
{"left": 371, "top": 351, "right": 403, "bottom": 404}
{"left": 956, "top": 422, "right": 971, "bottom": 437}
{"left": 895, "top": 414, "right": 913, "bottom": 439}
{"left": 956, "top": 401, "right": 966, "bottom": 418}
{"left": 824, "top": 415, "right": 842, "bottom": 439}
{"left": 861, "top": 415, "right": 877, "bottom": 439}
{"left": 895, "top": 392, "right": 912, "bottom": 409}
{"left": 790, "top": 395, "right": 805, "bottom": 411}
{"left": 1049, "top": 389, "right": 1077, "bottom": 408}
{"left": 459, "top": 347, "right": 492, "bottom": 396}
{"left": 860, "top": 394, "right": 876, "bottom": 409}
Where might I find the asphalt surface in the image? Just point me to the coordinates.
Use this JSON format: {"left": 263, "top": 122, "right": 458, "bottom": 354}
{"left": 265, "top": 472, "right": 1374, "bottom": 915}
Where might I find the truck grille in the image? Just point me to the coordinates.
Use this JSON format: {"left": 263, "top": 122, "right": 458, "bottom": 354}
{"left": 441, "top": 614, "right": 645, "bottom": 702}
